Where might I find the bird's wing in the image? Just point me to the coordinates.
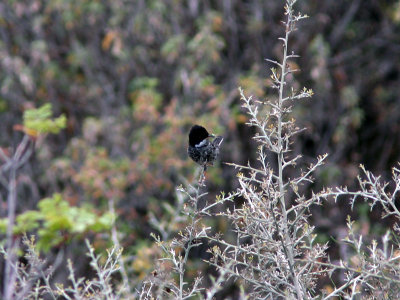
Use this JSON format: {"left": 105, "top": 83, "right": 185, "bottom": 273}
{"left": 213, "top": 136, "right": 224, "bottom": 147}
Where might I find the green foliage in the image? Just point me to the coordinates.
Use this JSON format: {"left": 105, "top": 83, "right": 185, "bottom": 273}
{"left": 129, "top": 77, "right": 163, "bottom": 122}
{"left": 0, "top": 194, "right": 114, "bottom": 252}
{"left": 318, "top": 165, "right": 342, "bottom": 186}
{"left": 129, "top": 76, "right": 159, "bottom": 91}
{"left": 161, "top": 34, "right": 185, "bottom": 62}
{"left": 23, "top": 103, "right": 66, "bottom": 135}
{"left": 72, "top": 147, "right": 131, "bottom": 201}
{"left": 0, "top": 98, "right": 7, "bottom": 112}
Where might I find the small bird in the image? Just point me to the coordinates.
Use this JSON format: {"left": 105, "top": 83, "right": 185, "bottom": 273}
{"left": 188, "top": 125, "right": 223, "bottom": 172}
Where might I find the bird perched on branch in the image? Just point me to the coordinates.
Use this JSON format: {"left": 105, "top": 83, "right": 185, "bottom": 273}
{"left": 188, "top": 124, "right": 223, "bottom": 172}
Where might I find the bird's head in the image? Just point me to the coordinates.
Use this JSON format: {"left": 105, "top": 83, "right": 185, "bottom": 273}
{"left": 188, "top": 125, "right": 211, "bottom": 147}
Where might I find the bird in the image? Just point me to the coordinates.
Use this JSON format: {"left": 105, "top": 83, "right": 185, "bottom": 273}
{"left": 188, "top": 125, "right": 223, "bottom": 172}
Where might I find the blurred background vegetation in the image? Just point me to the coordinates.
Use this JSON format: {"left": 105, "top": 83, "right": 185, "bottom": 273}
{"left": 1, "top": 0, "right": 400, "bottom": 296}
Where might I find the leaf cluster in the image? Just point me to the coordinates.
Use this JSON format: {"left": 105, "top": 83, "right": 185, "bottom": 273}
{"left": 0, "top": 194, "right": 114, "bottom": 252}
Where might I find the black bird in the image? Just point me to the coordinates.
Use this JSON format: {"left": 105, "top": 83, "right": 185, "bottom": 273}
{"left": 188, "top": 125, "right": 223, "bottom": 171}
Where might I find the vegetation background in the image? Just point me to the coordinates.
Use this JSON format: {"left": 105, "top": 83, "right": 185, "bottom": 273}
{"left": 1, "top": 0, "right": 400, "bottom": 298}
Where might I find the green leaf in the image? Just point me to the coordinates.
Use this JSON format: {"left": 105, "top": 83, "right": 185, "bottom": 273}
{"left": 23, "top": 103, "right": 67, "bottom": 134}
{"left": 3, "top": 193, "right": 114, "bottom": 252}
{"left": 0, "top": 218, "right": 8, "bottom": 233}
{"left": 14, "top": 211, "right": 42, "bottom": 233}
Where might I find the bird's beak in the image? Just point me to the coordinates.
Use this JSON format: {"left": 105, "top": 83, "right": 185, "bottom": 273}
{"left": 209, "top": 133, "right": 215, "bottom": 138}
